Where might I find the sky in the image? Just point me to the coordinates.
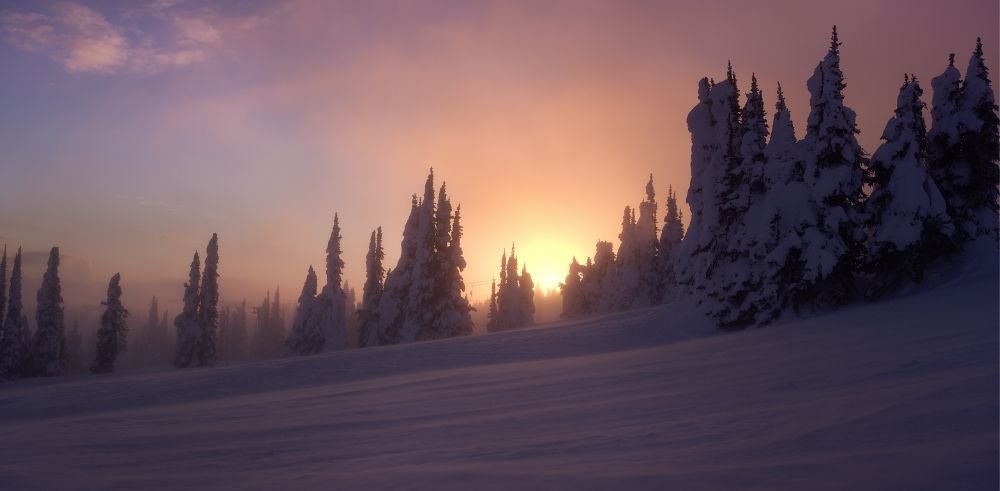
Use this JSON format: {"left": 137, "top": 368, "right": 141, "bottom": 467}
{"left": 0, "top": 0, "right": 997, "bottom": 314}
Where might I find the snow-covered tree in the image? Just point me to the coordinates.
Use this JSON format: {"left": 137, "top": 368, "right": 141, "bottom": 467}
{"left": 377, "top": 170, "right": 473, "bottom": 344}
{"left": 709, "top": 72, "right": 773, "bottom": 328}
{"left": 601, "top": 206, "right": 640, "bottom": 311}
{"left": 559, "top": 257, "right": 585, "bottom": 317}
{"left": 197, "top": 233, "right": 220, "bottom": 366}
{"left": 0, "top": 248, "right": 29, "bottom": 380}
{"left": 174, "top": 252, "right": 201, "bottom": 368}
{"left": 657, "top": 186, "right": 685, "bottom": 300}
{"left": 925, "top": 42, "right": 999, "bottom": 241}
{"left": 316, "top": 214, "right": 348, "bottom": 351}
{"left": 753, "top": 82, "right": 815, "bottom": 324}
{"left": 487, "top": 279, "right": 498, "bottom": 328}
{"left": 374, "top": 195, "right": 419, "bottom": 345}
{"left": 400, "top": 172, "right": 438, "bottom": 342}
{"left": 488, "top": 246, "right": 534, "bottom": 331}
{"left": 798, "top": 26, "right": 867, "bottom": 306}
{"left": 864, "top": 76, "right": 954, "bottom": 297}
{"left": 631, "top": 175, "right": 661, "bottom": 308}
{"left": 518, "top": 265, "right": 535, "bottom": 326}
{"left": 677, "top": 77, "right": 729, "bottom": 296}
{"left": 358, "top": 227, "right": 385, "bottom": 348}
{"left": 92, "top": 273, "right": 129, "bottom": 374}
{"left": 33, "top": 246, "right": 66, "bottom": 376}
{"left": 435, "top": 203, "right": 474, "bottom": 338}
{"left": 0, "top": 245, "right": 6, "bottom": 331}
{"left": 286, "top": 266, "right": 323, "bottom": 355}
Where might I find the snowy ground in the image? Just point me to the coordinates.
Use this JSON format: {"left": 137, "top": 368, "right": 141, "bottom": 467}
{"left": 1, "top": 253, "right": 997, "bottom": 490}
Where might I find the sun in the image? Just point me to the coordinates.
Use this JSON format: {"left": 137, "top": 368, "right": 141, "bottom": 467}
{"left": 514, "top": 239, "right": 576, "bottom": 294}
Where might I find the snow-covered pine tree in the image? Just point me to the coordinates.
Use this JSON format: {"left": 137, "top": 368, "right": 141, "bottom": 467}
{"left": 518, "top": 265, "right": 535, "bottom": 327}
{"left": 799, "top": 26, "right": 867, "bottom": 306}
{"left": 33, "top": 246, "right": 66, "bottom": 376}
{"left": 601, "top": 206, "right": 639, "bottom": 311}
{"left": 582, "top": 241, "right": 614, "bottom": 314}
{"left": 358, "top": 227, "right": 385, "bottom": 348}
{"left": 754, "top": 82, "right": 813, "bottom": 324}
{"left": 559, "top": 257, "right": 585, "bottom": 318}
{"left": 437, "top": 203, "right": 473, "bottom": 338}
{"left": 489, "top": 247, "right": 534, "bottom": 331}
{"left": 957, "top": 39, "right": 999, "bottom": 239}
{"left": 0, "top": 245, "right": 6, "bottom": 330}
{"left": 657, "top": 186, "right": 685, "bottom": 301}
{"left": 375, "top": 171, "right": 472, "bottom": 343}
{"left": 400, "top": 171, "right": 438, "bottom": 342}
{"left": 677, "top": 78, "right": 726, "bottom": 297}
{"left": 197, "top": 233, "right": 220, "bottom": 366}
{"left": 496, "top": 249, "right": 509, "bottom": 328}
{"left": 0, "top": 248, "right": 29, "bottom": 380}
{"left": 928, "top": 52, "right": 965, "bottom": 240}
{"left": 317, "top": 214, "right": 348, "bottom": 351}
{"left": 374, "top": 195, "right": 420, "bottom": 345}
{"left": 864, "top": 76, "right": 955, "bottom": 297}
{"left": 173, "top": 252, "right": 201, "bottom": 368}
{"left": 286, "top": 266, "right": 323, "bottom": 355}
{"left": 711, "top": 72, "right": 773, "bottom": 328}
{"left": 487, "top": 279, "right": 498, "bottom": 330}
{"left": 92, "top": 273, "right": 129, "bottom": 374}
{"left": 632, "top": 175, "right": 660, "bottom": 309}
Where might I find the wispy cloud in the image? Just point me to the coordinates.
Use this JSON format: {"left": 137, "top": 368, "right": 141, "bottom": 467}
{"left": 0, "top": 1, "right": 261, "bottom": 75}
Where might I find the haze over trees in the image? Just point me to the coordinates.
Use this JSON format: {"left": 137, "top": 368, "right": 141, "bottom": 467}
{"left": 486, "top": 246, "right": 535, "bottom": 332}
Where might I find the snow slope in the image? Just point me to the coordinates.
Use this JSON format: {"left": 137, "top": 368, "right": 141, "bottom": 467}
{"left": 1, "top": 253, "right": 997, "bottom": 490}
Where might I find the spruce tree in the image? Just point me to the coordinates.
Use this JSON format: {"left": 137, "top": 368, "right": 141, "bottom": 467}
{"left": 198, "top": 233, "right": 220, "bottom": 366}
{"left": 0, "top": 245, "right": 6, "bottom": 331}
{"left": 33, "top": 246, "right": 66, "bottom": 376}
{"left": 800, "top": 26, "right": 866, "bottom": 306}
{"left": 317, "top": 214, "right": 348, "bottom": 351}
{"left": 374, "top": 195, "right": 419, "bottom": 345}
{"left": 958, "top": 39, "right": 999, "bottom": 239}
{"left": 174, "top": 252, "right": 201, "bottom": 368}
{"left": 487, "top": 279, "right": 498, "bottom": 331}
{"left": 439, "top": 204, "right": 474, "bottom": 337}
{"left": 0, "top": 248, "right": 29, "bottom": 380}
{"left": 518, "top": 265, "right": 535, "bottom": 326}
{"left": 657, "top": 186, "right": 685, "bottom": 301}
{"left": 286, "top": 266, "right": 323, "bottom": 355}
{"left": 92, "top": 273, "right": 129, "bottom": 374}
{"left": 400, "top": 171, "right": 438, "bottom": 342}
{"left": 358, "top": 227, "right": 385, "bottom": 348}
{"left": 559, "top": 257, "right": 585, "bottom": 318}
{"left": 864, "top": 76, "right": 954, "bottom": 297}
{"left": 633, "top": 175, "right": 660, "bottom": 309}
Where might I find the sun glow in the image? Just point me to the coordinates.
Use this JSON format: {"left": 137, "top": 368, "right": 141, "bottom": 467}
{"left": 514, "top": 238, "right": 575, "bottom": 294}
